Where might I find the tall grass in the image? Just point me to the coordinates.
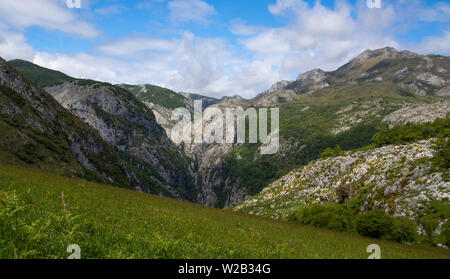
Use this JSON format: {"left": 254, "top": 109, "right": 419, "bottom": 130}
{"left": 0, "top": 164, "right": 448, "bottom": 259}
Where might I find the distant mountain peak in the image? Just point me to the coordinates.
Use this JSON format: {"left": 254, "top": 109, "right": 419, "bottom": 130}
{"left": 296, "top": 68, "right": 328, "bottom": 83}
{"left": 222, "top": 94, "right": 245, "bottom": 100}
{"left": 352, "top": 47, "right": 418, "bottom": 63}
{"left": 253, "top": 47, "right": 450, "bottom": 106}
{"left": 219, "top": 95, "right": 248, "bottom": 105}
{"left": 8, "top": 59, "right": 75, "bottom": 87}
{"left": 266, "top": 80, "right": 293, "bottom": 94}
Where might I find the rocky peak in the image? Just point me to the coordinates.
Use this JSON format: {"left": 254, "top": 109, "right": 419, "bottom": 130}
{"left": 266, "top": 80, "right": 293, "bottom": 94}
{"left": 218, "top": 95, "right": 247, "bottom": 106}
{"left": 296, "top": 69, "right": 328, "bottom": 83}
{"left": 355, "top": 47, "right": 399, "bottom": 61}
{"left": 343, "top": 47, "right": 402, "bottom": 68}
{"left": 180, "top": 92, "right": 219, "bottom": 109}
{"left": 351, "top": 47, "right": 421, "bottom": 65}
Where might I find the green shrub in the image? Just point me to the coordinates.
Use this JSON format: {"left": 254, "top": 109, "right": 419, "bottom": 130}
{"left": 421, "top": 217, "right": 441, "bottom": 245}
{"left": 320, "top": 145, "right": 343, "bottom": 158}
{"left": 356, "top": 210, "right": 394, "bottom": 239}
{"left": 372, "top": 117, "right": 449, "bottom": 147}
{"left": 389, "top": 218, "right": 417, "bottom": 243}
{"left": 432, "top": 137, "right": 450, "bottom": 172}
{"left": 442, "top": 222, "right": 450, "bottom": 247}
{"left": 290, "top": 203, "right": 354, "bottom": 231}
{"left": 291, "top": 202, "right": 419, "bottom": 243}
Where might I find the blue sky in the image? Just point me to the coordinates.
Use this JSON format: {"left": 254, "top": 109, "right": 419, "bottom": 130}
{"left": 0, "top": 0, "right": 449, "bottom": 98}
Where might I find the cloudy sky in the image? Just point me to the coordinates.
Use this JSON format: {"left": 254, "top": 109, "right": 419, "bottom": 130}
{"left": 0, "top": 0, "right": 449, "bottom": 98}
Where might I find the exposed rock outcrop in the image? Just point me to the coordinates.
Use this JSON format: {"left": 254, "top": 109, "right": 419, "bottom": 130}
{"left": 235, "top": 139, "right": 449, "bottom": 225}
{"left": 0, "top": 57, "right": 130, "bottom": 186}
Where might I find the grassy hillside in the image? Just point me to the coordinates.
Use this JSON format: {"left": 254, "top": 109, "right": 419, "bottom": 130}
{"left": 8, "top": 59, "right": 75, "bottom": 87}
{"left": 120, "top": 84, "right": 188, "bottom": 110}
{"left": 0, "top": 164, "right": 449, "bottom": 259}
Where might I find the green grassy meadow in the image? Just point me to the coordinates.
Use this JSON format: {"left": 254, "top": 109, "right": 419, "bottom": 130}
{"left": 0, "top": 165, "right": 449, "bottom": 259}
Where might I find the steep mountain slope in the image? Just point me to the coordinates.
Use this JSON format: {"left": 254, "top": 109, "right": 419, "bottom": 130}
{"left": 9, "top": 60, "right": 241, "bottom": 206}
{"left": 8, "top": 61, "right": 198, "bottom": 198}
{"left": 0, "top": 57, "right": 130, "bottom": 186}
{"left": 222, "top": 82, "right": 450, "bottom": 202}
{"left": 43, "top": 80, "right": 195, "bottom": 199}
{"left": 117, "top": 84, "right": 193, "bottom": 139}
{"left": 233, "top": 115, "right": 450, "bottom": 245}
{"left": 118, "top": 86, "right": 247, "bottom": 206}
{"left": 234, "top": 138, "right": 449, "bottom": 220}
{"left": 233, "top": 117, "right": 449, "bottom": 245}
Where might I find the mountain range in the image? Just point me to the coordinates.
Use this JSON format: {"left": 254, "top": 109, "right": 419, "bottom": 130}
{"left": 3, "top": 47, "right": 449, "bottom": 208}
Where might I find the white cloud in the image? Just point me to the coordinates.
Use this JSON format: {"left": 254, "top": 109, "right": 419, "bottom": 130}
{"left": 418, "top": 2, "right": 450, "bottom": 22}
{"left": 229, "top": 19, "right": 264, "bottom": 36}
{"left": 33, "top": 52, "right": 121, "bottom": 82}
{"left": 240, "top": 0, "right": 400, "bottom": 76}
{"left": 268, "top": 0, "right": 307, "bottom": 16}
{"left": 411, "top": 31, "right": 450, "bottom": 55}
{"left": 24, "top": 29, "right": 283, "bottom": 99}
{"left": 0, "top": 25, "right": 35, "bottom": 61}
{"left": 0, "top": 0, "right": 99, "bottom": 38}
{"left": 29, "top": 32, "right": 244, "bottom": 98}
{"left": 136, "top": 0, "right": 167, "bottom": 10}
{"left": 96, "top": 38, "right": 178, "bottom": 57}
{"left": 168, "top": 0, "right": 216, "bottom": 23}
{"left": 356, "top": 1, "right": 397, "bottom": 31}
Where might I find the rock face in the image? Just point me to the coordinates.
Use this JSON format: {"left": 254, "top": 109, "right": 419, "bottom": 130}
{"left": 266, "top": 80, "right": 293, "bottom": 93}
{"left": 141, "top": 101, "right": 247, "bottom": 207}
{"left": 48, "top": 81, "right": 245, "bottom": 207}
{"left": 185, "top": 142, "right": 249, "bottom": 207}
{"left": 330, "top": 98, "right": 450, "bottom": 135}
{"left": 288, "top": 69, "right": 330, "bottom": 94}
{"left": 45, "top": 81, "right": 195, "bottom": 199}
{"left": 217, "top": 95, "right": 248, "bottom": 107}
{"left": 251, "top": 89, "right": 296, "bottom": 107}
{"left": 383, "top": 101, "right": 450, "bottom": 128}
{"left": 117, "top": 85, "right": 246, "bottom": 207}
{"left": 234, "top": 139, "right": 449, "bottom": 224}
{"left": 0, "top": 57, "right": 130, "bottom": 186}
